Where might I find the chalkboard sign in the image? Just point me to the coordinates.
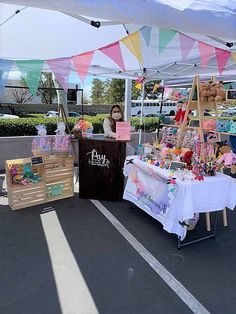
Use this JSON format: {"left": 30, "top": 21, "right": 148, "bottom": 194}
{"left": 226, "top": 89, "right": 236, "bottom": 100}
{"left": 169, "top": 161, "right": 186, "bottom": 171}
{"left": 31, "top": 156, "right": 44, "bottom": 166}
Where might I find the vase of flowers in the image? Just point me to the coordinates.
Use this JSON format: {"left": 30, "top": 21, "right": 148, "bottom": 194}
{"left": 73, "top": 119, "right": 93, "bottom": 138}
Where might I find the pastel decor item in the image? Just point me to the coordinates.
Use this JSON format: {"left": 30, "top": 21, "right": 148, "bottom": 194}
{"left": 229, "top": 121, "right": 236, "bottom": 134}
{"left": 72, "top": 51, "right": 94, "bottom": 85}
{"left": 47, "top": 57, "right": 71, "bottom": 91}
{"left": 15, "top": 60, "right": 44, "bottom": 96}
{"left": 179, "top": 33, "right": 196, "bottom": 61}
{"left": 159, "top": 28, "right": 177, "bottom": 53}
{"left": 217, "top": 145, "right": 236, "bottom": 167}
{"left": 203, "top": 119, "right": 216, "bottom": 132}
{"left": 121, "top": 31, "right": 144, "bottom": 64}
{"left": 32, "top": 124, "right": 51, "bottom": 156}
{"left": 198, "top": 41, "right": 215, "bottom": 69}
{"left": 215, "top": 48, "right": 231, "bottom": 75}
{"left": 100, "top": 41, "right": 125, "bottom": 71}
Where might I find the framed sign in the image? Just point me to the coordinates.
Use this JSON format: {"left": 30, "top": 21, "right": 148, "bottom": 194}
{"left": 31, "top": 156, "right": 44, "bottom": 166}
{"left": 116, "top": 122, "right": 131, "bottom": 141}
{"left": 169, "top": 161, "right": 186, "bottom": 171}
{"left": 226, "top": 89, "right": 236, "bottom": 101}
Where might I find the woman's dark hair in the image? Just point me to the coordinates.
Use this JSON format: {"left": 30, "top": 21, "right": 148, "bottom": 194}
{"left": 109, "top": 105, "right": 124, "bottom": 132}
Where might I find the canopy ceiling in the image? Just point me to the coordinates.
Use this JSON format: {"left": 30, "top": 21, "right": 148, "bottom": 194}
{"left": 0, "top": 2, "right": 236, "bottom": 85}
{"left": 1, "top": 0, "right": 236, "bottom": 41}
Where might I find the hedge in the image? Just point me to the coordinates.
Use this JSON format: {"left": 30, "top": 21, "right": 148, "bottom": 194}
{"left": 0, "top": 116, "right": 159, "bottom": 137}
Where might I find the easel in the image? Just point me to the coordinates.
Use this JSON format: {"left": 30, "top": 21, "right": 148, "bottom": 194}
{"left": 58, "top": 103, "right": 72, "bottom": 135}
{"left": 177, "top": 75, "right": 227, "bottom": 234}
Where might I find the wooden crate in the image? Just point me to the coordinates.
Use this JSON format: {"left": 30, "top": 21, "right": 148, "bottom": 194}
{"left": 44, "top": 156, "right": 74, "bottom": 181}
{"left": 5, "top": 156, "right": 74, "bottom": 210}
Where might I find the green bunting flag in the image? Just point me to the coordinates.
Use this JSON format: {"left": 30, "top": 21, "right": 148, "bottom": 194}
{"left": 15, "top": 60, "right": 44, "bottom": 96}
{"left": 159, "top": 28, "right": 177, "bottom": 53}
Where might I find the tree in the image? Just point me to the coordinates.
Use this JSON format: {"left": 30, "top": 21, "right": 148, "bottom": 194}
{"left": 106, "top": 78, "right": 125, "bottom": 104}
{"left": 37, "top": 72, "right": 56, "bottom": 104}
{"left": 11, "top": 76, "right": 33, "bottom": 104}
{"left": 91, "top": 78, "right": 106, "bottom": 104}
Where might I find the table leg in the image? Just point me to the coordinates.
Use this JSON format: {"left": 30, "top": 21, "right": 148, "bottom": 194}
{"left": 222, "top": 208, "right": 228, "bottom": 227}
{"left": 178, "top": 212, "right": 218, "bottom": 249}
{"left": 205, "top": 212, "right": 211, "bottom": 231}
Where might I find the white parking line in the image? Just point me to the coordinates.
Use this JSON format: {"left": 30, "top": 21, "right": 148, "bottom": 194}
{"left": 90, "top": 199, "right": 211, "bottom": 314}
{"left": 40, "top": 210, "right": 99, "bottom": 314}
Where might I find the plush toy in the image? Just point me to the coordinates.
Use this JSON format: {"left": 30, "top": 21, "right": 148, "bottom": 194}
{"left": 217, "top": 145, "right": 236, "bottom": 167}
{"left": 182, "top": 150, "right": 193, "bottom": 169}
{"left": 203, "top": 119, "right": 216, "bottom": 132}
{"left": 174, "top": 101, "right": 184, "bottom": 125}
{"left": 214, "top": 81, "right": 226, "bottom": 102}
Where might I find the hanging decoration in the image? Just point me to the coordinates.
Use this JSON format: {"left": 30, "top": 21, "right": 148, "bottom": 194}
{"left": 134, "top": 77, "right": 144, "bottom": 90}
{"left": 0, "top": 59, "right": 13, "bottom": 95}
{"left": 232, "top": 52, "right": 236, "bottom": 64}
{"left": 121, "top": 31, "right": 144, "bottom": 64}
{"left": 47, "top": 57, "right": 72, "bottom": 92}
{"left": 215, "top": 48, "right": 231, "bottom": 75}
{"left": 179, "top": 33, "right": 196, "bottom": 61}
{"left": 99, "top": 41, "right": 125, "bottom": 71}
{"left": 197, "top": 41, "right": 215, "bottom": 69}
{"left": 72, "top": 51, "right": 94, "bottom": 85}
{"left": 159, "top": 28, "right": 177, "bottom": 53}
{"left": 15, "top": 60, "right": 44, "bottom": 96}
{"left": 140, "top": 26, "right": 152, "bottom": 47}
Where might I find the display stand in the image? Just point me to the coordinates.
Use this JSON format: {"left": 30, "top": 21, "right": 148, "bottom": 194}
{"left": 78, "top": 137, "right": 126, "bottom": 201}
{"left": 175, "top": 75, "right": 227, "bottom": 241}
{"left": 6, "top": 156, "right": 74, "bottom": 210}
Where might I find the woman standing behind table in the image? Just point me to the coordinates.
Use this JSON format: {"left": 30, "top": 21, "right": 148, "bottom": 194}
{"left": 103, "top": 105, "right": 124, "bottom": 138}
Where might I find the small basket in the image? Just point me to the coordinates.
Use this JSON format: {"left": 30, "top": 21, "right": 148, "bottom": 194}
{"left": 32, "top": 149, "right": 51, "bottom": 157}
{"left": 53, "top": 150, "right": 69, "bottom": 157}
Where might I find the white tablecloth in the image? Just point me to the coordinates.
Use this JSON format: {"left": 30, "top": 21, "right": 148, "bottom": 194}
{"left": 123, "top": 156, "right": 236, "bottom": 239}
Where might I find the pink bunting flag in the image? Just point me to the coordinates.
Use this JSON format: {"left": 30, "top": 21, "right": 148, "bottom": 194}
{"left": 198, "top": 41, "right": 215, "bottom": 69}
{"left": 47, "top": 57, "right": 72, "bottom": 91}
{"left": 179, "top": 33, "right": 196, "bottom": 61}
{"left": 72, "top": 51, "right": 94, "bottom": 85}
{"left": 100, "top": 41, "right": 125, "bottom": 71}
{"left": 215, "top": 47, "right": 231, "bottom": 75}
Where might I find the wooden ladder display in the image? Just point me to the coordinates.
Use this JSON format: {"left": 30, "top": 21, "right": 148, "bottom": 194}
{"left": 176, "top": 75, "right": 227, "bottom": 230}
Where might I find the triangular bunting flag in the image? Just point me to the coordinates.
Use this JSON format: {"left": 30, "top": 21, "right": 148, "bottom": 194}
{"left": 47, "top": 57, "right": 72, "bottom": 92}
{"left": 140, "top": 26, "right": 152, "bottom": 47}
{"left": 72, "top": 51, "right": 94, "bottom": 85}
{"left": 231, "top": 52, "right": 236, "bottom": 64}
{"left": 179, "top": 33, "right": 196, "bottom": 61}
{"left": 159, "top": 28, "right": 177, "bottom": 53}
{"left": 100, "top": 42, "right": 125, "bottom": 71}
{"left": 0, "top": 59, "right": 13, "bottom": 96}
{"left": 15, "top": 60, "right": 44, "bottom": 96}
{"left": 215, "top": 48, "right": 231, "bottom": 75}
{"left": 121, "top": 31, "right": 144, "bottom": 64}
{"left": 198, "top": 41, "right": 215, "bottom": 69}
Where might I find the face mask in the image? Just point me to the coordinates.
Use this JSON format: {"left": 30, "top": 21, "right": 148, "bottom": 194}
{"left": 112, "top": 113, "right": 122, "bottom": 120}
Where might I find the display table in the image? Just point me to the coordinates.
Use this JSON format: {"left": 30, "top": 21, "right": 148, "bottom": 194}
{"left": 79, "top": 136, "right": 126, "bottom": 201}
{"left": 123, "top": 156, "right": 236, "bottom": 240}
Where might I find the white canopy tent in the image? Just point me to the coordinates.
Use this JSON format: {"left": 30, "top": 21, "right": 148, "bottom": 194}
{"left": 0, "top": 1, "right": 235, "bottom": 143}
{"left": 1, "top": 0, "right": 236, "bottom": 41}
{"left": 0, "top": 3, "right": 235, "bottom": 82}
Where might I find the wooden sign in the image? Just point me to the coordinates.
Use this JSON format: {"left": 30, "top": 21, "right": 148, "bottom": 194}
{"left": 31, "top": 156, "right": 44, "bottom": 166}
{"left": 226, "top": 89, "right": 236, "bottom": 100}
{"left": 169, "top": 161, "right": 186, "bottom": 171}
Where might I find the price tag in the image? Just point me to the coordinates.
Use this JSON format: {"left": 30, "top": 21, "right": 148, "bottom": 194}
{"left": 31, "top": 156, "right": 44, "bottom": 166}
{"left": 169, "top": 161, "right": 186, "bottom": 171}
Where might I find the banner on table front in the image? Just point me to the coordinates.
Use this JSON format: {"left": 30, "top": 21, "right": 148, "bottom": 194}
{"left": 123, "top": 164, "right": 176, "bottom": 223}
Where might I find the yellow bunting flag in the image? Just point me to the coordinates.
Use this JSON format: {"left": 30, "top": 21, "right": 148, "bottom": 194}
{"left": 135, "top": 82, "right": 142, "bottom": 90}
{"left": 121, "top": 31, "right": 144, "bottom": 64}
{"left": 232, "top": 52, "right": 236, "bottom": 64}
{"left": 153, "top": 83, "right": 159, "bottom": 93}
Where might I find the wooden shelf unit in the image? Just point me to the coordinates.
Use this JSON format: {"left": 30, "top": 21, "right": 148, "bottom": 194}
{"left": 5, "top": 156, "right": 74, "bottom": 210}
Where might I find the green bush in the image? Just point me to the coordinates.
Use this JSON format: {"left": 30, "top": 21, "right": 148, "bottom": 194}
{"left": 0, "top": 116, "right": 159, "bottom": 137}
